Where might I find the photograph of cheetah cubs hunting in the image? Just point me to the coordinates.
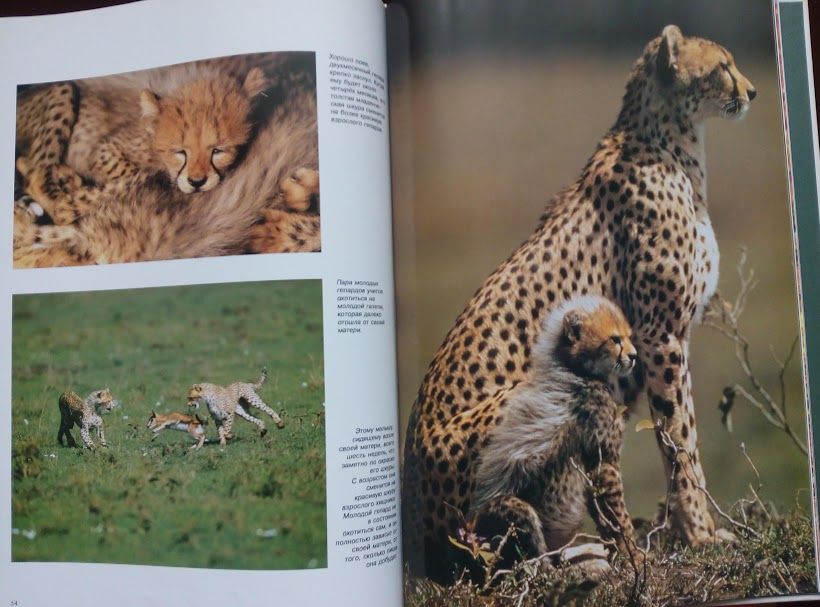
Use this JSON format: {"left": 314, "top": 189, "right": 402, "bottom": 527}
{"left": 13, "top": 52, "right": 320, "bottom": 267}
{"left": 397, "top": 2, "right": 814, "bottom": 603}
{"left": 12, "top": 280, "right": 326, "bottom": 569}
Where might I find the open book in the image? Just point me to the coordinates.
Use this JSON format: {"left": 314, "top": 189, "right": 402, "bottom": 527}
{"left": 1, "top": 0, "right": 818, "bottom": 605}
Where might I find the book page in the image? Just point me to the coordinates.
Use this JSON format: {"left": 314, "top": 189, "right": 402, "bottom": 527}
{"left": 390, "top": 1, "right": 819, "bottom": 605}
{"left": 0, "top": 1, "right": 402, "bottom": 606}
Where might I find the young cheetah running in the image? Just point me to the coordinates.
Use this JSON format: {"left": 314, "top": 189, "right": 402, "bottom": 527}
{"left": 187, "top": 367, "right": 285, "bottom": 446}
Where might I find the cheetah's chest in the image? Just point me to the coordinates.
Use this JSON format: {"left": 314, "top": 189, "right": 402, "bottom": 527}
{"left": 693, "top": 216, "right": 719, "bottom": 320}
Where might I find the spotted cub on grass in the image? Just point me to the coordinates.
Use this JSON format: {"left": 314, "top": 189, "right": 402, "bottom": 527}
{"left": 187, "top": 367, "right": 285, "bottom": 446}
{"left": 467, "top": 296, "right": 642, "bottom": 574}
{"left": 57, "top": 389, "right": 116, "bottom": 450}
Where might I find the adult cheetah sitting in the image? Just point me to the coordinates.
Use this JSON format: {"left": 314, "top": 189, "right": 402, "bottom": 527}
{"left": 402, "top": 25, "right": 756, "bottom": 582}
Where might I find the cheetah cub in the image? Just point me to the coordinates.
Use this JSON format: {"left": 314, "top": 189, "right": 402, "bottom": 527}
{"left": 470, "top": 296, "right": 642, "bottom": 567}
{"left": 147, "top": 410, "right": 208, "bottom": 450}
{"left": 57, "top": 389, "right": 116, "bottom": 450}
{"left": 187, "top": 367, "right": 285, "bottom": 446}
{"left": 15, "top": 66, "right": 269, "bottom": 225}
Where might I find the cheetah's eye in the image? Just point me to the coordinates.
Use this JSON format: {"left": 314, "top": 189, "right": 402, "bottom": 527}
{"left": 212, "top": 148, "right": 225, "bottom": 158}
{"left": 611, "top": 336, "right": 622, "bottom": 345}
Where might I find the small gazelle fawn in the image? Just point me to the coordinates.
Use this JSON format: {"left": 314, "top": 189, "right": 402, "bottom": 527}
{"left": 147, "top": 410, "right": 208, "bottom": 449}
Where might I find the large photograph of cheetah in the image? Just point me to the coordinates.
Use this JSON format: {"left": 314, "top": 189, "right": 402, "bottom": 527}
{"left": 12, "top": 280, "right": 327, "bottom": 569}
{"left": 394, "top": 1, "right": 816, "bottom": 605}
{"left": 13, "top": 52, "right": 320, "bottom": 268}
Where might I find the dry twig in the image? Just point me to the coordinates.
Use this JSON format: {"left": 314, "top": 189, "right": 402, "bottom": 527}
{"left": 702, "top": 249, "right": 807, "bottom": 455}
{"left": 656, "top": 429, "right": 759, "bottom": 538}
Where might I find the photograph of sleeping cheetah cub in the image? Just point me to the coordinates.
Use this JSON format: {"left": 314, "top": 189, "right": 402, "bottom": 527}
{"left": 15, "top": 66, "right": 268, "bottom": 226}
{"left": 469, "top": 296, "right": 642, "bottom": 568}
{"left": 187, "top": 367, "right": 285, "bottom": 446}
{"left": 147, "top": 410, "right": 209, "bottom": 450}
{"left": 12, "top": 52, "right": 322, "bottom": 268}
{"left": 57, "top": 389, "right": 116, "bottom": 450}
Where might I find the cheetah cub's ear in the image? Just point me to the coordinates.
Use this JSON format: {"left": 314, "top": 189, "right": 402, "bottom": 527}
{"left": 657, "top": 24, "right": 684, "bottom": 87}
{"left": 242, "top": 67, "right": 268, "bottom": 98}
{"left": 562, "top": 310, "right": 585, "bottom": 343}
{"left": 140, "top": 90, "right": 161, "bottom": 132}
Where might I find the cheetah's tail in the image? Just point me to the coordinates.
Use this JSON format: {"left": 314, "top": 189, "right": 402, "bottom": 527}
{"left": 254, "top": 367, "right": 268, "bottom": 389}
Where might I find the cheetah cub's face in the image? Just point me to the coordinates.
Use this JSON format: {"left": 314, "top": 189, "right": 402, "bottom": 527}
{"left": 655, "top": 25, "right": 756, "bottom": 122}
{"left": 187, "top": 384, "right": 206, "bottom": 409}
{"left": 91, "top": 388, "right": 116, "bottom": 412}
{"left": 561, "top": 301, "right": 637, "bottom": 381}
{"left": 140, "top": 67, "right": 268, "bottom": 194}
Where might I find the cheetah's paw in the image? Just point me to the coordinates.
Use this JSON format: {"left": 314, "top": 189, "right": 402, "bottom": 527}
{"left": 16, "top": 159, "right": 83, "bottom": 224}
{"left": 278, "top": 167, "right": 319, "bottom": 212}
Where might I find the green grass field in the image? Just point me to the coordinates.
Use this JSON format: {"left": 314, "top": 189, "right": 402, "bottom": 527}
{"left": 12, "top": 279, "right": 327, "bottom": 570}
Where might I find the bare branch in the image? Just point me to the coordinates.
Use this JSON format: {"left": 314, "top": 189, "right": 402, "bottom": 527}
{"left": 657, "top": 429, "right": 759, "bottom": 538}
{"left": 703, "top": 251, "right": 807, "bottom": 456}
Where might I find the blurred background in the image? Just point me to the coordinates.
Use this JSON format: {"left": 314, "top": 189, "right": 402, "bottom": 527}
{"left": 389, "top": 0, "right": 812, "bottom": 519}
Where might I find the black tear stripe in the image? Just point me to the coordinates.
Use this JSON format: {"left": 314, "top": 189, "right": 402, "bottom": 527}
{"left": 176, "top": 152, "right": 187, "bottom": 182}
{"left": 721, "top": 61, "right": 739, "bottom": 98}
{"left": 211, "top": 158, "right": 225, "bottom": 180}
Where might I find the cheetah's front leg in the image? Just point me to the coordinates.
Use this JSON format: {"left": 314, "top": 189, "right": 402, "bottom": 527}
{"left": 79, "top": 423, "right": 96, "bottom": 450}
{"left": 248, "top": 209, "right": 321, "bottom": 253}
{"left": 217, "top": 417, "right": 234, "bottom": 446}
{"left": 587, "top": 462, "right": 642, "bottom": 564}
{"left": 643, "top": 335, "right": 715, "bottom": 545}
{"left": 95, "top": 419, "right": 108, "bottom": 448}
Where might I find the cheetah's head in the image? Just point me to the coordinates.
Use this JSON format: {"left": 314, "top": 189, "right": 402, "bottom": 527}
{"left": 652, "top": 25, "right": 756, "bottom": 122}
{"left": 558, "top": 298, "right": 638, "bottom": 381}
{"left": 140, "top": 67, "right": 268, "bottom": 194}
{"left": 187, "top": 384, "right": 205, "bottom": 409}
{"left": 92, "top": 388, "right": 116, "bottom": 413}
